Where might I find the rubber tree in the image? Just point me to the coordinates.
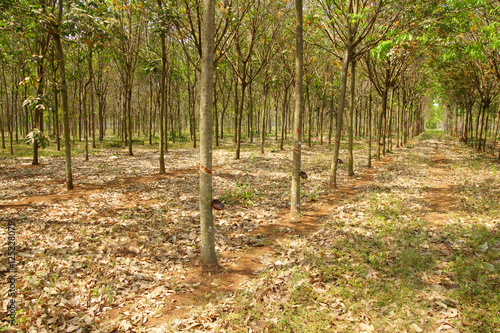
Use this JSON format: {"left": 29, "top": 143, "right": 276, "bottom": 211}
{"left": 156, "top": 0, "right": 174, "bottom": 174}
{"left": 14, "top": 1, "right": 53, "bottom": 165}
{"left": 347, "top": 59, "right": 356, "bottom": 176}
{"left": 0, "top": 39, "right": 19, "bottom": 155}
{"left": 290, "top": 0, "right": 304, "bottom": 218}
{"left": 199, "top": 0, "right": 217, "bottom": 269}
{"left": 316, "top": 0, "right": 397, "bottom": 188}
{"left": 66, "top": 1, "right": 112, "bottom": 145}
{"left": 367, "top": 81, "right": 373, "bottom": 167}
{"left": 66, "top": 0, "right": 111, "bottom": 157}
{"left": 110, "top": 0, "right": 145, "bottom": 156}
{"left": 215, "top": 64, "right": 234, "bottom": 146}
{"left": 51, "top": 0, "right": 73, "bottom": 190}
{"left": 468, "top": 6, "right": 500, "bottom": 152}
{"left": 432, "top": 34, "right": 478, "bottom": 145}
{"left": 470, "top": 60, "right": 498, "bottom": 151}
{"left": 363, "top": 34, "right": 415, "bottom": 161}
{"left": 222, "top": 0, "right": 285, "bottom": 159}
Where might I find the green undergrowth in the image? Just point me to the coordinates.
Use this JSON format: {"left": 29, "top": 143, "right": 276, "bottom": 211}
{"left": 220, "top": 180, "right": 262, "bottom": 207}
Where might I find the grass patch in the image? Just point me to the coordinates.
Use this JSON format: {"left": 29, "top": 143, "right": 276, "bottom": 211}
{"left": 220, "top": 180, "right": 261, "bottom": 207}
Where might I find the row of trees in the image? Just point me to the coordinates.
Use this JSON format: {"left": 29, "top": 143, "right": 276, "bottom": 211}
{"left": 1, "top": 0, "right": 499, "bottom": 267}
{"left": 435, "top": 1, "right": 500, "bottom": 158}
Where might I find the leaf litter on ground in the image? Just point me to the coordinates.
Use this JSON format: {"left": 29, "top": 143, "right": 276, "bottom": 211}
{"left": 1, "top": 133, "right": 499, "bottom": 332}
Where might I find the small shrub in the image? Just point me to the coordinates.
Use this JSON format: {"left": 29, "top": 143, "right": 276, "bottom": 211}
{"left": 220, "top": 180, "right": 261, "bottom": 207}
{"left": 106, "top": 140, "right": 124, "bottom": 148}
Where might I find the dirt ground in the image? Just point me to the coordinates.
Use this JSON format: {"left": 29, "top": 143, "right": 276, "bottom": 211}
{"left": 1, "top": 135, "right": 499, "bottom": 332}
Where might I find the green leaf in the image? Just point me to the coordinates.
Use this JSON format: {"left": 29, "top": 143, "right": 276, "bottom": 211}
{"left": 371, "top": 40, "right": 394, "bottom": 60}
{"left": 25, "top": 129, "right": 49, "bottom": 149}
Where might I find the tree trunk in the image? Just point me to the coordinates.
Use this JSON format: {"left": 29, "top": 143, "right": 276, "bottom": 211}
{"left": 275, "top": 94, "right": 279, "bottom": 141}
{"left": 249, "top": 72, "right": 253, "bottom": 143}
{"left": 187, "top": 60, "right": 197, "bottom": 148}
{"left": 122, "top": 87, "right": 126, "bottom": 143}
{"left": 280, "top": 86, "right": 287, "bottom": 150}
{"left": 0, "top": 101, "right": 4, "bottom": 150}
{"left": 214, "top": 73, "right": 219, "bottom": 147}
{"left": 23, "top": 81, "right": 28, "bottom": 137}
{"left": 482, "top": 104, "right": 490, "bottom": 153}
{"left": 221, "top": 97, "right": 226, "bottom": 140}
{"left": 367, "top": 84, "right": 373, "bottom": 168}
{"left": 355, "top": 95, "right": 360, "bottom": 137}
{"left": 52, "top": 71, "right": 61, "bottom": 151}
{"left": 159, "top": 27, "right": 167, "bottom": 174}
{"left": 88, "top": 45, "right": 96, "bottom": 149}
{"left": 234, "top": 78, "right": 238, "bottom": 144}
{"left": 83, "top": 78, "right": 89, "bottom": 161}
{"left": 475, "top": 102, "right": 482, "bottom": 149}
{"left": 396, "top": 89, "right": 400, "bottom": 148}
{"left": 53, "top": 0, "right": 73, "bottom": 190}
{"left": 177, "top": 92, "right": 181, "bottom": 136}
{"left": 464, "top": 105, "right": 470, "bottom": 144}
{"left": 478, "top": 100, "right": 488, "bottom": 151}
{"left": 320, "top": 85, "right": 325, "bottom": 145}
{"left": 307, "top": 81, "right": 312, "bottom": 148}
{"left": 149, "top": 76, "right": 153, "bottom": 145}
{"left": 329, "top": 48, "right": 351, "bottom": 188}
{"left": 387, "top": 88, "right": 394, "bottom": 152}
{"left": 14, "top": 79, "right": 19, "bottom": 143}
{"left": 199, "top": 0, "right": 218, "bottom": 270}
{"left": 492, "top": 105, "right": 500, "bottom": 156}
{"left": 165, "top": 74, "right": 170, "bottom": 151}
{"left": 127, "top": 74, "right": 133, "bottom": 156}
{"left": 382, "top": 98, "right": 387, "bottom": 156}
{"left": 347, "top": 60, "right": 356, "bottom": 177}
{"left": 328, "top": 87, "right": 334, "bottom": 145}
{"left": 32, "top": 37, "right": 48, "bottom": 165}
{"left": 1, "top": 68, "right": 13, "bottom": 154}
{"left": 260, "top": 81, "right": 268, "bottom": 154}
{"left": 291, "top": 0, "right": 303, "bottom": 218}
{"left": 97, "top": 53, "right": 108, "bottom": 142}
{"left": 235, "top": 79, "right": 247, "bottom": 159}
{"left": 377, "top": 89, "right": 388, "bottom": 161}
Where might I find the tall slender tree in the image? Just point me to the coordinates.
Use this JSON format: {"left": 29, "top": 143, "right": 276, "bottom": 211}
{"left": 199, "top": 0, "right": 217, "bottom": 269}
{"left": 316, "top": 0, "right": 401, "bottom": 188}
{"left": 51, "top": 0, "right": 73, "bottom": 190}
{"left": 111, "top": 0, "right": 145, "bottom": 156}
{"left": 291, "top": 0, "right": 304, "bottom": 218}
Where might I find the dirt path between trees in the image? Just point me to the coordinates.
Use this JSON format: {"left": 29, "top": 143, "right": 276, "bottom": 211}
{"left": 422, "top": 141, "right": 458, "bottom": 226}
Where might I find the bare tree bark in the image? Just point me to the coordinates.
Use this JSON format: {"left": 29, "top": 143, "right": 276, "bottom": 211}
{"left": 158, "top": 17, "right": 167, "bottom": 174}
{"left": 347, "top": 60, "right": 356, "bottom": 176}
{"left": 88, "top": 45, "right": 96, "bottom": 149}
{"left": 52, "top": 0, "right": 73, "bottom": 190}
{"left": 260, "top": 76, "right": 269, "bottom": 154}
{"left": 329, "top": 48, "right": 351, "bottom": 188}
{"left": 493, "top": 105, "right": 500, "bottom": 157}
{"left": 199, "top": 0, "right": 218, "bottom": 269}
{"left": 291, "top": 0, "right": 303, "bottom": 219}
{"left": 367, "top": 82, "right": 373, "bottom": 168}
{"left": 307, "top": 81, "right": 312, "bottom": 148}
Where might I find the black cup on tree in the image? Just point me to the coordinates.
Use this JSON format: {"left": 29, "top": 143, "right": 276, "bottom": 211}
{"left": 212, "top": 199, "right": 225, "bottom": 211}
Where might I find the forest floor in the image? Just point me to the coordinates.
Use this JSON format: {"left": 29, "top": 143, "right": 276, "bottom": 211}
{"left": 1, "top": 131, "right": 499, "bottom": 332}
